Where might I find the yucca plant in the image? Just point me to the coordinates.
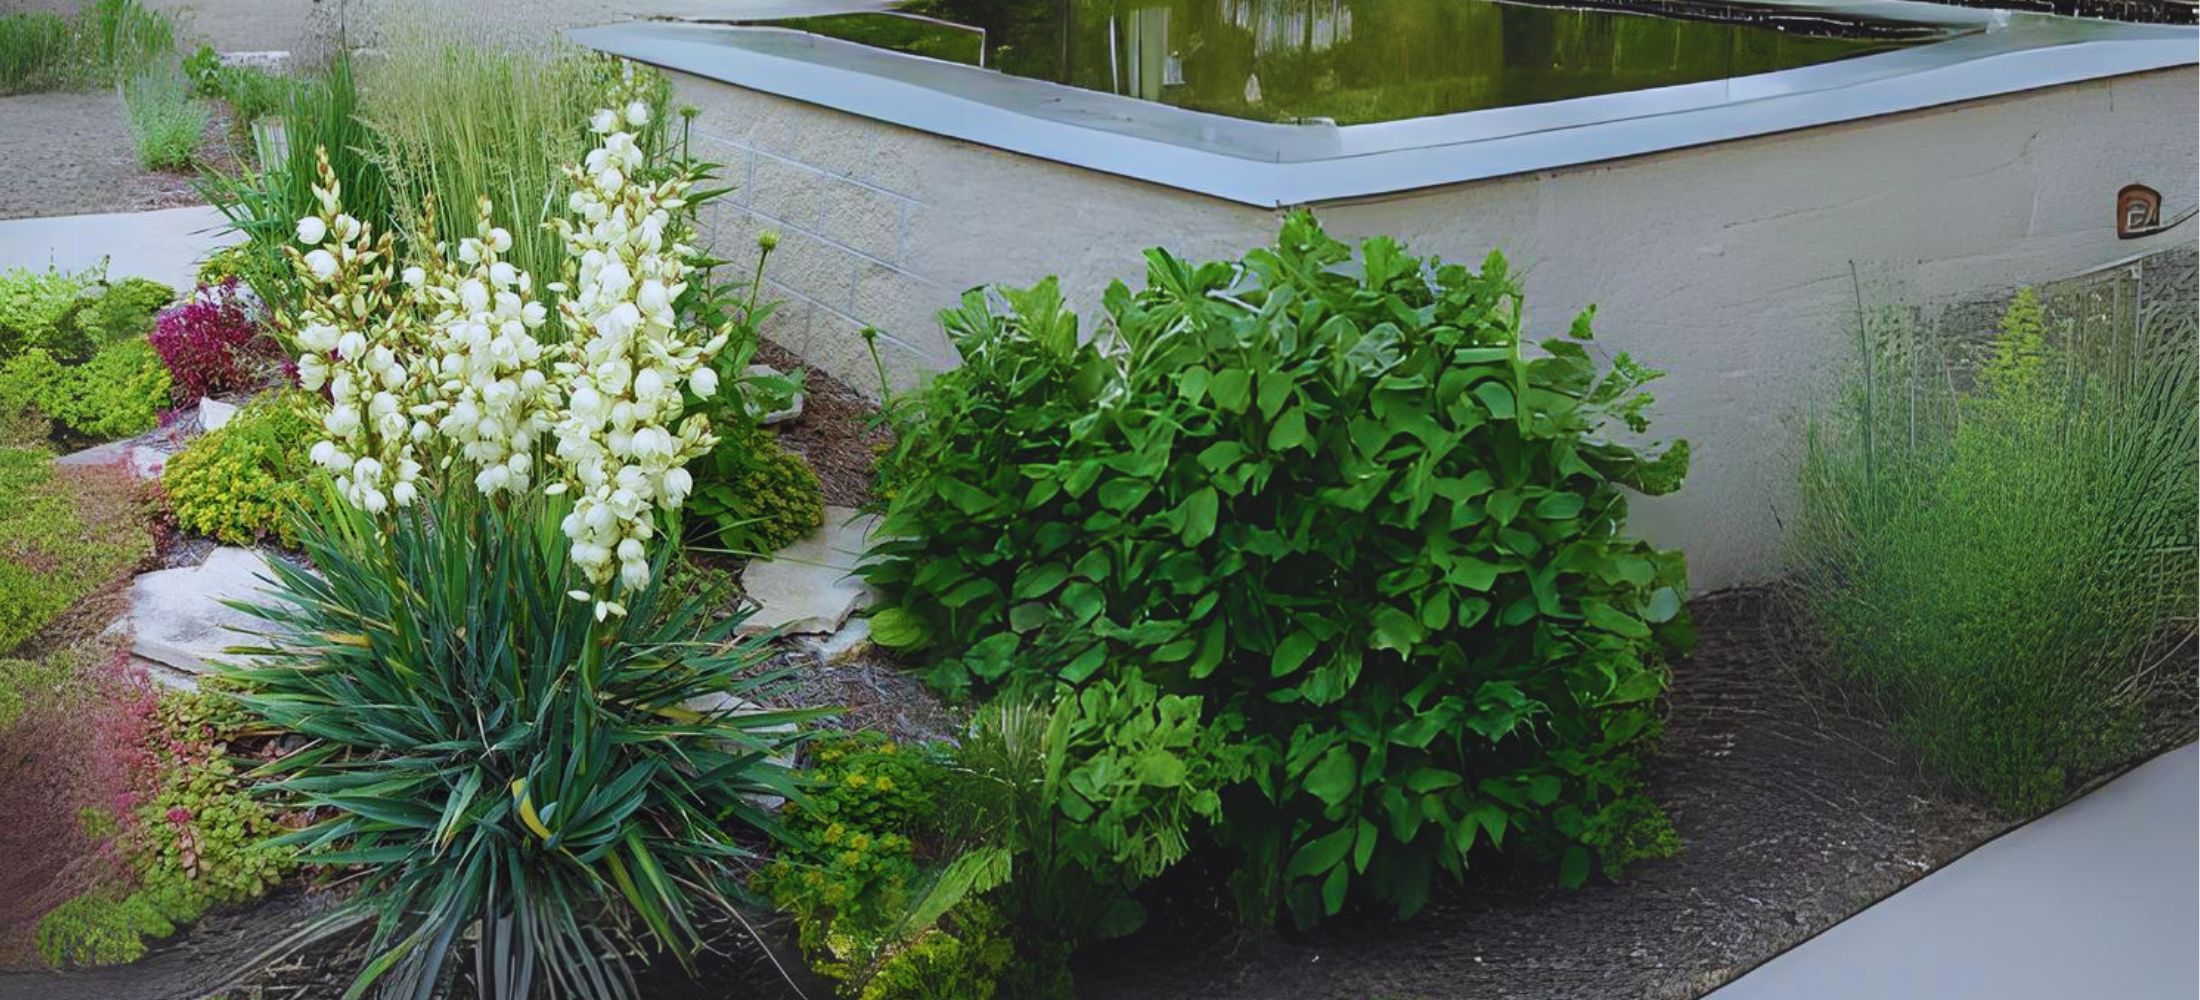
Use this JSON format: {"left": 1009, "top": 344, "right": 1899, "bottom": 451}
{"left": 226, "top": 483, "right": 815, "bottom": 999}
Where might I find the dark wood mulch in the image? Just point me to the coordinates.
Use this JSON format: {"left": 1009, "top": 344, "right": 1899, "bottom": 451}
{"left": 20, "top": 589, "right": 2181, "bottom": 1000}
{"left": 754, "top": 339, "right": 889, "bottom": 510}
{"left": 1071, "top": 589, "right": 2007, "bottom": 1000}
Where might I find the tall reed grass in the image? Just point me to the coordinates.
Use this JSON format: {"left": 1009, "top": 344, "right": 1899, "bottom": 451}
{"left": 1793, "top": 280, "right": 2198, "bottom": 815}
{"left": 0, "top": 0, "right": 173, "bottom": 95}
{"left": 0, "top": 12, "right": 83, "bottom": 95}
{"left": 362, "top": 19, "right": 652, "bottom": 330}
{"left": 202, "top": 52, "right": 390, "bottom": 314}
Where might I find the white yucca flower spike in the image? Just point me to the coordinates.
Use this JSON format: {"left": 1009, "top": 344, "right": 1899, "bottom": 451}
{"left": 286, "top": 70, "right": 725, "bottom": 599}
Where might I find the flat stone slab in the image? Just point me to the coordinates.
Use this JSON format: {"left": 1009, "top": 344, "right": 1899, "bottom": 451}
{"left": 199, "top": 398, "right": 239, "bottom": 432}
{"left": 126, "top": 547, "right": 289, "bottom": 675}
{"left": 738, "top": 506, "right": 878, "bottom": 637}
{"left": 56, "top": 439, "right": 172, "bottom": 480}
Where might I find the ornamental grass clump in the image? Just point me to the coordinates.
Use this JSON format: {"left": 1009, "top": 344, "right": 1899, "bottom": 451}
{"left": 225, "top": 67, "right": 812, "bottom": 1000}
{"left": 865, "top": 213, "right": 1691, "bottom": 926}
{"left": 1793, "top": 287, "right": 2197, "bottom": 815}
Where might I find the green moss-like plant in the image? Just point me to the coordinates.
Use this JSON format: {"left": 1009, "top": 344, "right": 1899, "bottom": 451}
{"left": 161, "top": 391, "right": 317, "bottom": 546}
{"left": 0, "top": 447, "right": 151, "bottom": 654}
{"left": 0, "top": 266, "right": 88, "bottom": 360}
{"left": 46, "top": 339, "right": 173, "bottom": 440}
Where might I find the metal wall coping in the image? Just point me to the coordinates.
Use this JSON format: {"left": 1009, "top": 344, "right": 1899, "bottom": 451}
{"left": 571, "top": 6, "right": 2198, "bottom": 208}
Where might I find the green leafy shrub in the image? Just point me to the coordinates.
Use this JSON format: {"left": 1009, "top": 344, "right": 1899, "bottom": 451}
{"left": 865, "top": 213, "right": 1690, "bottom": 924}
{"left": 0, "top": 266, "right": 89, "bottom": 361}
{"left": 123, "top": 64, "right": 208, "bottom": 171}
{"left": 225, "top": 485, "right": 811, "bottom": 999}
{"left": 758, "top": 732, "right": 947, "bottom": 989}
{"left": 0, "top": 278, "right": 174, "bottom": 443}
{"left": 0, "top": 268, "right": 170, "bottom": 365}
{"left": 856, "top": 900, "right": 1016, "bottom": 1000}
{"left": 938, "top": 675, "right": 1258, "bottom": 996}
{"left": 1794, "top": 287, "right": 2197, "bottom": 815}
{"left": 0, "top": 448, "right": 151, "bottom": 654}
{"left": 184, "top": 45, "right": 290, "bottom": 136}
{"left": 161, "top": 391, "right": 317, "bottom": 546}
{"left": 688, "top": 426, "right": 826, "bottom": 556}
{"left": 56, "top": 276, "right": 174, "bottom": 357}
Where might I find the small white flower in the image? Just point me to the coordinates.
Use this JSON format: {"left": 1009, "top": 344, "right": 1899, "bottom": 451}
{"left": 296, "top": 216, "right": 328, "bottom": 245}
{"left": 304, "top": 249, "right": 339, "bottom": 281}
{"left": 625, "top": 101, "right": 651, "bottom": 127}
{"left": 690, "top": 365, "right": 717, "bottom": 398}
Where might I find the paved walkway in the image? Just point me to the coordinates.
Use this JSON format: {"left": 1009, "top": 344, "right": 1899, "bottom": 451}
{"left": 1711, "top": 743, "right": 2199, "bottom": 1000}
{"left": 0, "top": 205, "right": 238, "bottom": 289}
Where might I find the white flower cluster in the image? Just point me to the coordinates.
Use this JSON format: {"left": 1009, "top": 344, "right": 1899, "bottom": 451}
{"left": 548, "top": 77, "right": 725, "bottom": 590}
{"left": 286, "top": 76, "right": 731, "bottom": 599}
{"left": 290, "top": 152, "right": 432, "bottom": 514}
{"left": 418, "top": 196, "right": 559, "bottom": 497}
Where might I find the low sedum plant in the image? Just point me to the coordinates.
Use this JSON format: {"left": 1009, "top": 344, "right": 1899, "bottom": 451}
{"left": 161, "top": 391, "right": 318, "bottom": 546}
{"left": 866, "top": 213, "right": 1691, "bottom": 926}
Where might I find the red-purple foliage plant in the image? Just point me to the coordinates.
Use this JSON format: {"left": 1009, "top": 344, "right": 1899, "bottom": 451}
{"left": 0, "top": 650, "right": 153, "bottom": 963}
{"left": 148, "top": 280, "right": 286, "bottom": 405}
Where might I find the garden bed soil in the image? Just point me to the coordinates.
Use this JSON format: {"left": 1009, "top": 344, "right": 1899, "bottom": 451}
{"left": 3, "top": 588, "right": 2035, "bottom": 1000}
{"left": 755, "top": 338, "right": 888, "bottom": 509}
{"left": 0, "top": 91, "right": 241, "bottom": 223}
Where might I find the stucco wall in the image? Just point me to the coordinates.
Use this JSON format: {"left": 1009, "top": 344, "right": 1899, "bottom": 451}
{"left": 672, "top": 65, "right": 2199, "bottom": 589}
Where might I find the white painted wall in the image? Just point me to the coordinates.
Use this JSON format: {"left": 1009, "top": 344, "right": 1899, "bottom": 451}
{"left": 673, "top": 65, "right": 2199, "bottom": 590}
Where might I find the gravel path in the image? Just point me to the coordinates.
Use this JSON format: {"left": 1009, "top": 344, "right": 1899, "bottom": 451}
{"left": 0, "top": 91, "right": 212, "bottom": 222}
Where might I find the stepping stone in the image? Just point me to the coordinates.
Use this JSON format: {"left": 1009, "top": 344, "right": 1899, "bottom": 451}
{"left": 738, "top": 506, "right": 879, "bottom": 637}
{"left": 56, "top": 439, "right": 170, "bottom": 480}
{"left": 745, "top": 364, "right": 805, "bottom": 426}
{"left": 124, "top": 547, "right": 289, "bottom": 676}
{"left": 199, "top": 398, "right": 239, "bottom": 432}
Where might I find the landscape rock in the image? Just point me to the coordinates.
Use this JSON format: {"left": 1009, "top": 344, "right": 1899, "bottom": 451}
{"left": 57, "top": 438, "right": 171, "bottom": 480}
{"left": 124, "top": 547, "right": 289, "bottom": 675}
{"left": 737, "top": 506, "right": 879, "bottom": 637}
{"left": 198, "top": 398, "right": 239, "bottom": 432}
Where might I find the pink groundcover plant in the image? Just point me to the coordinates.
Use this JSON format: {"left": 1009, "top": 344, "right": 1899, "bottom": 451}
{"left": 149, "top": 279, "right": 287, "bottom": 405}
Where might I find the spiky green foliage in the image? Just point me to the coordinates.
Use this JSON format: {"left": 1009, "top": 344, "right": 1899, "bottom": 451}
{"left": 225, "top": 484, "right": 815, "bottom": 1000}
{"left": 1795, "top": 286, "right": 2198, "bottom": 814}
{"left": 201, "top": 52, "right": 390, "bottom": 315}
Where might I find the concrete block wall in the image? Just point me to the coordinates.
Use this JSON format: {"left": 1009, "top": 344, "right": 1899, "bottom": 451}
{"left": 671, "top": 64, "right": 2198, "bottom": 591}
{"left": 673, "top": 71, "right": 951, "bottom": 393}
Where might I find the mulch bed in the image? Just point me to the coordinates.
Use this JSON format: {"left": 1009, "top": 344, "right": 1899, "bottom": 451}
{"left": 755, "top": 339, "right": 888, "bottom": 510}
{"left": 3, "top": 588, "right": 2038, "bottom": 1000}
